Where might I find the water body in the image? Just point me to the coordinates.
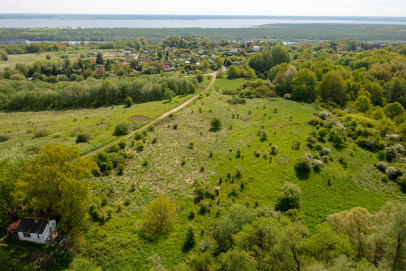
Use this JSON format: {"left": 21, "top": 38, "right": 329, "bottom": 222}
{"left": 0, "top": 14, "right": 406, "bottom": 28}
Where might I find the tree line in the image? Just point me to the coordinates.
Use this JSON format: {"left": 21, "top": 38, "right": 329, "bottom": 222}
{"left": 1, "top": 24, "right": 406, "bottom": 42}
{"left": 0, "top": 76, "right": 197, "bottom": 110}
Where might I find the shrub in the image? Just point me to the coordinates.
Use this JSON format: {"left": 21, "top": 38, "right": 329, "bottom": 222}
{"left": 116, "top": 164, "right": 125, "bottom": 176}
{"left": 118, "top": 141, "right": 126, "bottom": 150}
{"left": 135, "top": 141, "right": 144, "bottom": 152}
{"left": 386, "top": 167, "right": 399, "bottom": 179}
{"left": 227, "top": 97, "right": 246, "bottom": 104}
{"left": 34, "top": 129, "right": 50, "bottom": 138}
{"left": 356, "top": 137, "right": 385, "bottom": 152}
{"left": 182, "top": 226, "right": 196, "bottom": 253}
{"left": 396, "top": 176, "right": 406, "bottom": 192}
{"left": 114, "top": 122, "right": 130, "bottom": 136}
{"left": 124, "top": 96, "right": 133, "bottom": 107}
{"left": 76, "top": 133, "right": 92, "bottom": 143}
{"left": 312, "top": 159, "right": 323, "bottom": 170}
{"left": 173, "top": 124, "right": 178, "bottom": 130}
{"left": 376, "top": 161, "right": 388, "bottom": 172}
{"left": 385, "top": 146, "right": 398, "bottom": 162}
{"left": 283, "top": 93, "right": 292, "bottom": 99}
{"left": 384, "top": 102, "right": 404, "bottom": 119}
{"left": 328, "top": 127, "right": 346, "bottom": 148}
{"left": 210, "top": 117, "right": 222, "bottom": 131}
{"left": 143, "top": 196, "right": 177, "bottom": 238}
{"left": 134, "top": 132, "right": 145, "bottom": 141}
{"left": 0, "top": 135, "right": 10, "bottom": 142}
{"left": 275, "top": 182, "right": 302, "bottom": 212}
{"left": 259, "top": 129, "right": 268, "bottom": 141}
{"left": 308, "top": 117, "right": 324, "bottom": 126}
{"left": 319, "top": 111, "right": 329, "bottom": 120}
{"left": 294, "top": 156, "right": 312, "bottom": 177}
{"left": 152, "top": 137, "right": 158, "bottom": 144}
{"left": 271, "top": 145, "right": 278, "bottom": 155}
{"left": 215, "top": 205, "right": 255, "bottom": 251}
{"left": 53, "top": 132, "right": 61, "bottom": 138}
{"left": 188, "top": 142, "right": 194, "bottom": 149}
{"left": 147, "top": 125, "right": 154, "bottom": 132}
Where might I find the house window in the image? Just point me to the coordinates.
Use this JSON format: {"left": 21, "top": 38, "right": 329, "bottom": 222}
{"left": 23, "top": 233, "right": 30, "bottom": 238}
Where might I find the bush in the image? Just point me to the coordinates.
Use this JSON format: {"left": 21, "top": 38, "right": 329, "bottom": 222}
{"left": 294, "top": 156, "right": 312, "bottom": 178}
{"left": 283, "top": 93, "right": 292, "bottom": 99}
{"left": 386, "top": 167, "right": 399, "bottom": 179}
{"left": 143, "top": 196, "right": 177, "bottom": 238}
{"left": 376, "top": 161, "right": 388, "bottom": 172}
{"left": 319, "top": 111, "right": 329, "bottom": 120}
{"left": 275, "top": 182, "right": 302, "bottom": 212}
{"left": 210, "top": 117, "right": 222, "bottom": 131}
{"left": 188, "top": 142, "right": 194, "bottom": 149}
{"left": 34, "top": 129, "right": 50, "bottom": 138}
{"left": 308, "top": 117, "right": 324, "bottom": 126}
{"left": 271, "top": 145, "right": 278, "bottom": 155}
{"left": 124, "top": 96, "right": 133, "bottom": 107}
{"left": 312, "top": 159, "right": 323, "bottom": 170}
{"left": 356, "top": 137, "right": 385, "bottom": 152}
{"left": 227, "top": 97, "right": 246, "bottom": 104}
{"left": 182, "top": 226, "right": 196, "bottom": 253}
{"left": 385, "top": 146, "right": 398, "bottom": 162}
{"left": 0, "top": 135, "right": 10, "bottom": 142}
{"left": 114, "top": 122, "right": 130, "bottom": 136}
{"left": 396, "top": 176, "right": 406, "bottom": 192}
{"left": 134, "top": 132, "right": 145, "bottom": 141}
{"left": 135, "top": 141, "right": 144, "bottom": 152}
{"left": 76, "top": 133, "right": 92, "bottom": 143}
{"left": 328, "top": 127, "right": 346, "bottom": 148}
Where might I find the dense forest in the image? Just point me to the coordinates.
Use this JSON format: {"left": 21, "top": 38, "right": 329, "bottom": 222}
{"left": 1, "top": 24, "right": 406, "bottom": 42}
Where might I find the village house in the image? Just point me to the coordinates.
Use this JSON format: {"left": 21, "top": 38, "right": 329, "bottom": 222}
{"left": 198, "top": 48, "right": 205, "bottom": 54}
{"left": 252, "top": 46, "right": 260, "bottom": 52}
{"left": 123, "top": 50, "right": 131, "bottom": 56}
{"left": 230, "top": 49, "right": 238, "bottom": 55}
{"left": 6, "top": 218, "right": 57, "bottom": 245}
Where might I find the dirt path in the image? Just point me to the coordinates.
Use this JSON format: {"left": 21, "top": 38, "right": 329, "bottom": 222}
{"left": 81, "top": 72, "right": 217, "bottom": 159}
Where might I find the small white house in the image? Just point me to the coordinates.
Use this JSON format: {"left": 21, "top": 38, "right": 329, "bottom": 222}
{"left": 252, "top": 46, "right": 260, "bottom": 52}
{"left": 123, "top": 50, "right": 131, "bottom": 56}
{"left": 6, "top": 218, "right": 57, "bottom": 244}
{"left": 198, "top": 48, "right": 205, "bottom": 54}
{"left": 230, "top": 49, "right": 238, "bottom": 55}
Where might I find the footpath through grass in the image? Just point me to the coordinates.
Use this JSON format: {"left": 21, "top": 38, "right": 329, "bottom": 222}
{"left": 74, "top": 77, "right": 405, "bottom": 270}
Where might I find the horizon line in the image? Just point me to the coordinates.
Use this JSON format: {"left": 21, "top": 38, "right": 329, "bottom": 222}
{"left": 0, "top": 13, "right": 406, "bottom": 18}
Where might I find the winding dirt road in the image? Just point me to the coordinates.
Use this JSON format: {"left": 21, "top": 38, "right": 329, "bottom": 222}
{"left": 81, "top": 72, "right": 217, "bottom": 159}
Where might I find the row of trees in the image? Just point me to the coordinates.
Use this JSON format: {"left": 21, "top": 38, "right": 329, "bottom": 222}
{"left": 2, "top": 24, "right": 406, "bottom": 42}
{"left": 0, "top": 76, "right": 197, "bottom": 110}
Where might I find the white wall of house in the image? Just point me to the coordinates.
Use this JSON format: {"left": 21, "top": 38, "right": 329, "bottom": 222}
{"left": 17, "top": 220, "right": 56, "bottom": 244}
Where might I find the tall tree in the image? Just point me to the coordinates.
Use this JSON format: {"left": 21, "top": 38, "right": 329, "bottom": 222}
{"left": 291, "top": 68, "right": 317, "bottom": 102}
{"left": 12, "top": 143, "right": 98, "bottom": 233}
{"left": 270, "top": 45, "right": 290, "bottom": 68}
{"left": 320, "top": 70, "right": 347, "bottom": 106}
{"left": 96, "top": 52, "right": 104, "bottom": 65}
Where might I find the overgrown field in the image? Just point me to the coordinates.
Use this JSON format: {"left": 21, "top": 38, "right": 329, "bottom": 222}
{"left": 69, "top": 78, "right": 405, "bottom": 270}
{"left": 0, "top": 75, "right": 214, "bottom": 160}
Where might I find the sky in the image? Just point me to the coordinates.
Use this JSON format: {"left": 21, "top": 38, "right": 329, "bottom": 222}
{"left": 0, "top": 0, "right": 405, "bottom": 17}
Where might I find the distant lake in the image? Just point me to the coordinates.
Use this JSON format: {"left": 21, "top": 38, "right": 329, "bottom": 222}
{"left": 0, "top": 14, "right": 406, "bottom": 28}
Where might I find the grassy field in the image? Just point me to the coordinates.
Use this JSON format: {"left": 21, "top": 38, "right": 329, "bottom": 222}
{"left": 61, "top": 77, "right": 404, "bottom": 270}
{"left": 0, "top": 76, "right": 213, "bottom": 161}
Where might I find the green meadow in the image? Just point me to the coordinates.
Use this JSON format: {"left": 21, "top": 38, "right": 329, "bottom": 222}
{"left": 63, "top": 77, "right": 404, "bottom": 270}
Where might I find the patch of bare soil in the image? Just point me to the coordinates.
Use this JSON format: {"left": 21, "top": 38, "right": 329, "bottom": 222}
{"left": 129, "top": 115, "right": 151, "bottom": 123}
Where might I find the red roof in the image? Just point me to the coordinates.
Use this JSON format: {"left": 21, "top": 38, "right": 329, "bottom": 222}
{"left": 6, "top": 219, "right": 21, "bottom": 231}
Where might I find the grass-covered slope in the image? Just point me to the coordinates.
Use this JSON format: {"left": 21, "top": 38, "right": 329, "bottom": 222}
{"left": 74, "top": 78, "right": 404, "bottom": 269}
